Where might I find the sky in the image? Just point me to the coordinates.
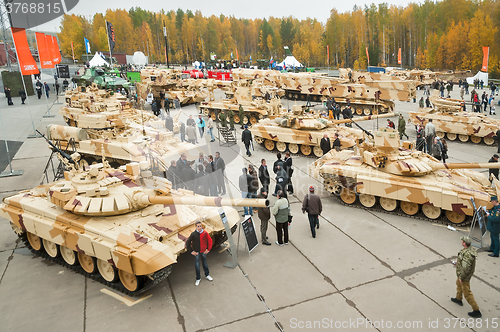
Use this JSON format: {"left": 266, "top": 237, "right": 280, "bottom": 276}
{"left": 36, "top": 0, "right": 418, "bottom": 32}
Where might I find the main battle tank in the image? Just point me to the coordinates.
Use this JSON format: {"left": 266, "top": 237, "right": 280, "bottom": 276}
{"left": 409, "top": 92, "right": 499, "bottom": 145}
{"left": 310, "top": 128, "right": 500, "bottom": 225}
{"left": 54, "top": 86, "right": 189, "bottom": 173}
{"left": 251, "top": 106, "right": 395, "bottom": 157}
{"left": 0, "top": 157, "right": 267, "bottom": 295}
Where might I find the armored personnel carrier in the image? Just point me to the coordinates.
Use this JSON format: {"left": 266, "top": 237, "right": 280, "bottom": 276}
{"left": 310, "top": 128, "right": 500, "bottom": 225}
{"left": 199, "top": 84, "right": 284, "bottom": 125}
{"left": 250, "top": 107, "right": 395, "bottom": 157}
{"left": 75, "top": 67, "right": 131, "bottom": 92}
{"left": 53, "top": 86, "right": 190, "bottom": 173}
{"left": 0, "top": 156, "right": 267, "bottom": 295}
{"left": 408, "top": 92, "right": 499, "bottom": 145}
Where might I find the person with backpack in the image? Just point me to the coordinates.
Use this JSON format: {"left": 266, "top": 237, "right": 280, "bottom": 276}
{"left": 272, "top": 190, "right": 290, "bottom": 246}
{"left": 302, "top": 186, "right": 322, "bottom": 238}
{"left": 273, "top": 163, "right": 287, "bottom": 197}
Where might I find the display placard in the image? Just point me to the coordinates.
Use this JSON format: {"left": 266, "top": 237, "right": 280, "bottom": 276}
{"left": 241, "top": 216, "right": 258, "bottom": 253}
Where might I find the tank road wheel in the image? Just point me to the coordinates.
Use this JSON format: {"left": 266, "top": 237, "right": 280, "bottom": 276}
{"left": 355, "top": 107, "right": 363, "bottom": 115}
{"left": 249, "top": 115, "right": 258, "bottom": 125}
{"left": 436, "top": 131, "right": 445, "bottom": 139}
{"left": 422, "top": 205, "right": 441, "bottom": 219}
{"left": 379, "top": 197, "right": 398, "bottom": 212}
{"left": 276, "top": 141, "right": 287, "bottom": 152}
{"left": 288, "top": 143, "right": 299, "bottom": 154}
{"left": 97, "top": 259, "right": 118, "bottom": 282}
{"left": 446, "top": 210, "right": 466, "bottom": 224}
{"left": 60, "top": 246, "right": 79, "bottom": 266}
{"left": 209, "top": 110, "right": 217, "bottom": 121}
{"left": 27, "top": 232, "right": 43, "bottom": 251}
{"left": 372, "top": 108, "right": 379, "bottom": 115}
{"left": 255, "top": 136, "right": 264, "bottom": 144}
{"left": 78, "top": 252, "right": 97, "bottom": 274}
{"left": 470, "top": 136, "right": 482, "bottom": 144}
{"left": 202, "top": 109, "right": 210, "bottom": 116}
{"left": 313, "top": 146, "right": 324, "bottom": 158}
{"left": 446, "top": 133, "right": 457, "bottom": 141}
{"left": 233, "top": 114, "right": 241, "bottom": 124}
{"left": 242, "top": 115, "right": 249, "bottom": 125}
{"left": 359, "top": 194, "right": 376, "bottom": 208}
{"left": 484, "top": 137, "right": 495, "bottom": 145}
{"left": 458, "top": 134, "right": 469, "bottom": 142}
{"left": 340, "top": 188, "right": 357, "bottom": 205}
{"left": 119, "top": 270, "right": 143, "bottom": 292}
{"left": 300, "top": 144, "right": 312, "bottom": 156}
{"left": 42, "top": 239, "right": 59, "bottom": 258}
{"left": 363, "top": 108, "right": 371, "bottom": 116}
{"left": 264, "top": 139, "right": 275, "bottom": 151}
{"left": 400, "top": 201, "right": 419, "bottom": 216}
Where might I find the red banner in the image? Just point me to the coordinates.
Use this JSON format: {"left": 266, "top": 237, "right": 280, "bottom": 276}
{"left": 398, "top": 48, "right": 402, "bottom": 65}
{"left": 52, "top": 36, "right": 61, "bottom": 64}
{"left": 11, "top": 28, "right": 39, "bottom": 75}
{"left": 366, "top": 47, "right": 370, "bottom": 65}
{"left": 35, "top": 32, "right": 53, "bottom": 69}
{"left": 45, "top": 34, "right": 55, "bottom": 65}
{"left": 482, "top": 46, "right": 489, "bottom": 72}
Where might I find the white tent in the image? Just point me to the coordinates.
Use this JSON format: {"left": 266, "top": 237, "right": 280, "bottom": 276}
{"left": 277, "top": 55, "right": 303, "bottom": 69}
{"left": 466, "top": 71, "right": 488, "bottom": 85}
{"left": 132, "top": 51, "right": 148, "bottom": 66}
{"left": 89, "top": 52, "right": 109, "bottom": 67}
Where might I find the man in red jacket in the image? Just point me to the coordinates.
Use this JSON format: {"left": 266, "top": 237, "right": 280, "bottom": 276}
{"left": 186, "top": 221, "right": 214, "bottom": 286}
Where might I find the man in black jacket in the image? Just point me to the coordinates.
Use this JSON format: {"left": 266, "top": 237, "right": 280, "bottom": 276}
{"left": 185, "top": 221, "right": 213, "bottom": 286}
{"left": 320, "top": 134, "right": 331, "bottom": 155}
{"left": 241, "top": 125, "right": 253, "bottom": 156}
{"left": 332, "top": 133, "right": 341, "bottom": 151}
{"left": 259, "top": 159, "right": 270, "bottom": 191}
{"left": 214, "top": 152, "right": 226, "bottom": 195}
{"left": 239, "top": 167, "right": 252, "bottom": 216}
{"left": 284, "top": 152, "right": 293, "bottom": 194}
{"left": 18, "top": 88, "right": 26, "bottom": 104}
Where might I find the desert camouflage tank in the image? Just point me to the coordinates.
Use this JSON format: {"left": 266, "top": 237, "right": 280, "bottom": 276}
{"left": 137, "top": 68, "right": 208, "bottom": 107}
{"left": 199, "top": 84, "right": 284, "bottom": 125}
{"left": 409, "top": 92, "right": 499, "bottom": 145}
{"left": 310, "top": 128, "right": 500, "bottom": 225}
{"left": 251, "top": 106, "right": 395, "bottom": 157}
{"left": 232, "top": 68, "right": 411, "bottom": 115}
{"left": 53, "top": 86, "right": 191, "bottom": 173}
{"left": 0, "top": 156, "right": 268, "bottom": 295}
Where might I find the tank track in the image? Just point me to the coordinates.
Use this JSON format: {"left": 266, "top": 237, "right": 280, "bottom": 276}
{"left": 254, "top": 137, "right": 320, "bottom": 158}
{"left": 326, "top": 186, "right": 470, "bottom": 227}
{"left": 20, "top": 233, "right": 172, "bottom": 297}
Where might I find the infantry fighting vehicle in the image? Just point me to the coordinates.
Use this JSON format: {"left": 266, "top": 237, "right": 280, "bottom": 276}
{"left": 54, "top": 86, "right": 190, "bottom": 173}
{"left": 250, "top": 106, "right": 395, "bottom": 157}
{"left": 75, "top": 67, "right": 131, "bottom": 92}
{"left": 310, "top": 128, "right": 500, "bottom": 225}
{"left": 199, "top": 85, "right": 284, "bottom": 125}
{"left": 232, "top": 68, "right": 415, "bottom": 115}
{"left": 409, "top": 92, "right": 499, "bottom": 145}
{"left": 0, "top": 155, "right": 268, "bottom": 295}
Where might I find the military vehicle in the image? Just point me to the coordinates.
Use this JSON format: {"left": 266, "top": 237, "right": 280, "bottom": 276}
{"left": 408, "top": 92, "right": 499, "bottom": 145}
{"left": 137, "top": 68, "right": 208, "bottom": 107}
{"left": 0, "top": 154, "right": 267, "bottom": 295}
{"left": 250, "top": 106, "right": 395, "bottom": 157}
{"left": 310, "top": 128, "right": 500, "bottom": 225}
{"left": 75, "top": 67, "right": 131, "bottom": 92}
{"left": 231, "top": 68, "right": 414, "bottom": 115}
{"left": 199, "top": 84, "right": 284, "bottom": 125}
{"left": 54, "top": 86, "right": 190, "bottom": 173}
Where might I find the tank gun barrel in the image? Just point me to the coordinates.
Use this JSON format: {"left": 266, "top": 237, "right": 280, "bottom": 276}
{"left": 431, "top": 162, "right": 500, "bottom": 170}
{"left": 331, "top": 112, "right": 395, "bottom": 125}
{"left": 146, "top": 195, "right": 269, "bottom": 208}
{"left": 36, "top": 129, "right": 75, "bottom": 165}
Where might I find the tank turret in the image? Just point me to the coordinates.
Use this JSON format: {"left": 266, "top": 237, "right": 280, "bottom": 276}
{"left": 311, "top": 128, "right": 500, "bottom": 225}
{"left": 1, "top": 160, "right": 266, "bottom": 295}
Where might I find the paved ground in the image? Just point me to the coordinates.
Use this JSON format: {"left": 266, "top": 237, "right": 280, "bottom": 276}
{"left": 0, "top": 85, "right": 499, "bottom": 332}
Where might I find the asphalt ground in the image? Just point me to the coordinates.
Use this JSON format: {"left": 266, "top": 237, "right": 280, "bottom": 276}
{"left": 0, "top": 84, "right": 499, "bottom": 332}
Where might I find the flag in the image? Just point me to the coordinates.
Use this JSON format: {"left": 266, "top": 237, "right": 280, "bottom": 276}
{"left": 482, "top": 46, "right": 489, "bottom": 72}
{"left": 249, "top": 55, "right": 252, "bottom": 61}
{"left": 35, "top": 32, "right": 53, "bottom": 68}
{"left": 71, "top": 42, "right": 75, "bottom": 61}
{"left": 398, "top": 48, "right": 402, "bottom": 65}
{"left": 84, "top": 37, "right": 90, "bottom": 54}
{"left": 231, "top": 52, "right": 233, "bottom": 58}
{"left": 45, "top": 34, "right": 55, "bottom": 64}
{"left": 106, "top": 21, "right": 115, "bottom": 56}
{"left": 236, "top": 49, "right": 239, "bottom": 61}
{"left": 269, "top": 56, "right": 273, "bottom": 64}
{"left": 366, "top": 47, "right": 370, "bottom": 65}
{"left": 11, "top": 28, "right": 39, "bottom": 75}
{"left": 52, "top": 36, "right": 61, "bottom": 64}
